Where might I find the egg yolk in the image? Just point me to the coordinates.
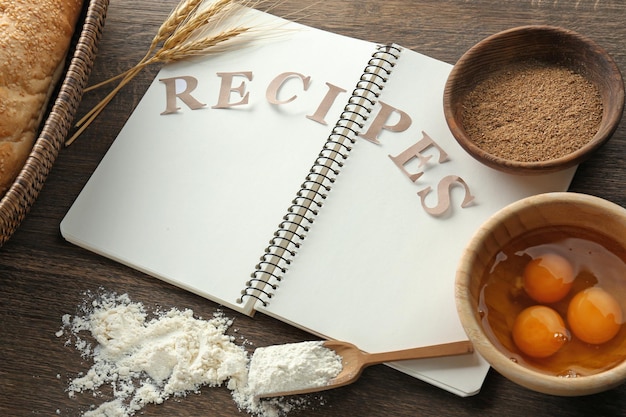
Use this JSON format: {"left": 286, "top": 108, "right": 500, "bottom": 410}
{"left": 523, "top": 253, "right": 574, "bottom": 303}
{"left": 567, "top": 287, "right": 623, "bottom": 345}
{"left": 512, "top": 305, "right": 569, "bottom": 358}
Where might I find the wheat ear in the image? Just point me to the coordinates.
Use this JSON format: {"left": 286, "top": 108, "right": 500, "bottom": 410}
{"left": 66, "top": 0, "right": 261, "bottom": 146}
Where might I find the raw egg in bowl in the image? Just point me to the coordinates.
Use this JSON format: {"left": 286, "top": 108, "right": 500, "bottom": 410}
{"left": 455, "top": 192, "right": 626, "bottom": 396}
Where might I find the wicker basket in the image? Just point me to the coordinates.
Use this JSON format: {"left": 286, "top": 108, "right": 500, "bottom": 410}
{"left": 0, "top": 0, "right": 109, "bottom": 246}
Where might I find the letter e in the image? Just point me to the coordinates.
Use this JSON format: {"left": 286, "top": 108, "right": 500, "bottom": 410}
{"left": 388, "top": 132, "right": 449, "bottom": 182}
{"left": 212, "top": 72, "right": 253, "bottom": 109}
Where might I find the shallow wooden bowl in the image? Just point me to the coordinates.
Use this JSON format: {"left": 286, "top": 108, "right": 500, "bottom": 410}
{"left": 443, "top": 26, "right": 624, "bottom": 175}
{"left": 455, "top": 192, "right": 626, "bottom": 396}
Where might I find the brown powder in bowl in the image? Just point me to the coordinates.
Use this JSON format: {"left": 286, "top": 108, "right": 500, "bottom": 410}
{"left": 461, "top": 61, "right": 603, "bottom": 163}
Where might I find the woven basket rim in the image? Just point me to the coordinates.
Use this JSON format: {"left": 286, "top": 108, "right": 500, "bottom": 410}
{"left": 0, "top": 0, "right": 110, "bottom": 246}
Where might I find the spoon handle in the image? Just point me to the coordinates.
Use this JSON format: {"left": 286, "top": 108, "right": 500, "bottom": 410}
{"left": 362, "top": 340, "right": 473, "bottom": 366}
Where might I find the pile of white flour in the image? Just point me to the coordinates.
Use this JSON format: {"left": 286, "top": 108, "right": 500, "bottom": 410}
{"left": 246, "top": 341, "right": 343, "bottom": 397}
{"left": 57, "top": 292, "right": 342, "bottom": 417}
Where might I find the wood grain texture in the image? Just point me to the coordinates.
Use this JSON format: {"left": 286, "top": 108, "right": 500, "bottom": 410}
{"left": 1, "top": 0, "right": 625, "bottom": 416}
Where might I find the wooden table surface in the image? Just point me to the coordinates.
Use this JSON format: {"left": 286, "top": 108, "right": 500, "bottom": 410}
{"left": 2, "top": 0, "right": 626, "bottom": 416}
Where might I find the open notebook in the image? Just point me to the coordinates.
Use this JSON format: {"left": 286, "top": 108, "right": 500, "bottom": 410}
{"left": 61, "top": 7, "right": 577, "bottom": 396}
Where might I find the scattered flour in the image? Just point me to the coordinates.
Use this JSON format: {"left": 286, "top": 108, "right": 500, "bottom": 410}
{"left": 57, "top": 292, "right": 342, "bottom": 417}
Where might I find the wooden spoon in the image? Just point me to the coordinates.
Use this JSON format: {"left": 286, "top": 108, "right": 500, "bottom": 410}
{"left": 256, "top": 339, "right": 473, "bottom": 398}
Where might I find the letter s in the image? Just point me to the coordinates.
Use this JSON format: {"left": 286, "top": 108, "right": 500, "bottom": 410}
{"left": 417, "top": 176, "right": 475, "bottom": 217}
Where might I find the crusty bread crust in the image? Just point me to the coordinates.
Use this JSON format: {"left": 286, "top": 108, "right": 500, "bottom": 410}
{"left": 0, "top": 0, "right": 83, "bottom": 195}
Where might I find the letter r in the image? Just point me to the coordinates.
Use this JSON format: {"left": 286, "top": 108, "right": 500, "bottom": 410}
{"left": 159, "top": 76, "right": 206, "bottom": 115}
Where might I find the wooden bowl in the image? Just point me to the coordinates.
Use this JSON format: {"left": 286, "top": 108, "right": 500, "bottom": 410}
{"left": 455, "top": 192, "right": 626, "bottom": 396}
{"left": 443, "top": 26, "right": 624, "bottom": 175}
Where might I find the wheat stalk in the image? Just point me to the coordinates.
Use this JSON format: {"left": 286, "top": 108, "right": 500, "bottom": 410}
{"left": 67, "top": 0, "right": 270, "bottom": 146}
{"left": 155, "top": 0, "right": 206, "bottom": 48}
{"left": 82, "top": 0, "right": 208, "bottom": 93}
{"left": 162, "top": 0, "right": 236, "bottom": 49}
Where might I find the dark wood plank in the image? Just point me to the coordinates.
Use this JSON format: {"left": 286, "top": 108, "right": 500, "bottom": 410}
{"left": 1, "top": 0, "right": 625, "bottom": 416}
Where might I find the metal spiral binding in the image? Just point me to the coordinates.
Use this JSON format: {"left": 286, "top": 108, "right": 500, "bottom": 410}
{"left": 238, "top": 44, "right": 402, "bottom": 307}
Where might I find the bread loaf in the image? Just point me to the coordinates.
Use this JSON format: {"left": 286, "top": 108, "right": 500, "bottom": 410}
{"left": 0, "top": 0, "right": 83, "bottom": 195}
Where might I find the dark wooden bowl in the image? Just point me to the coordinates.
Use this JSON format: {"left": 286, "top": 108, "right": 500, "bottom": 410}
{"left": 443, "top": 26, "right": 624, "bottom": 175}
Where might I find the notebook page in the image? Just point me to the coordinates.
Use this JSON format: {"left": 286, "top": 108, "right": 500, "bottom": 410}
{"left": 257, "top": 47, "right": 577, "bottom": 396}
{"left": 60, "top": 9, "right": 376, "bottom": 315}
